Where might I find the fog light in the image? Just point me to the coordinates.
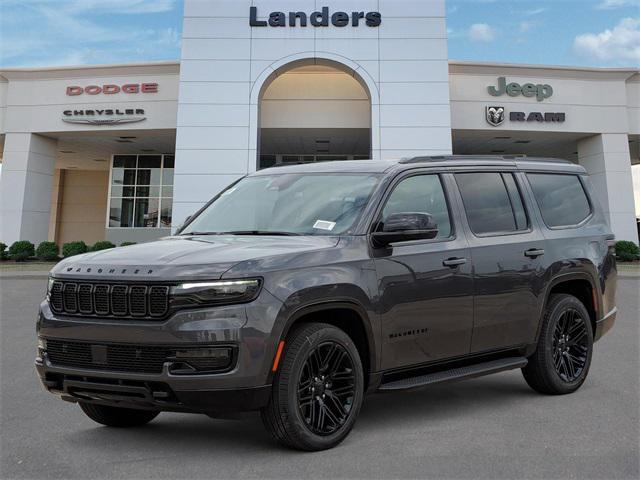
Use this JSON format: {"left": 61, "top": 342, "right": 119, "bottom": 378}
{"left": 37, "top": 337, "right": 47, "bottom": 351}
{"left": 169, "top": 347, "right": 234, "bottom": 374}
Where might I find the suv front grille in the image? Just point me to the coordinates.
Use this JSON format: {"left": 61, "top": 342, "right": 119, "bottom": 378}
{"left": 45, "top": 340, "right": 235, "bottom": 375}
{"left": 49, "top": 281, "right": 169, "bottom": 319}
{"left": 46, "top": 340, "right": 171, "bottom": 374}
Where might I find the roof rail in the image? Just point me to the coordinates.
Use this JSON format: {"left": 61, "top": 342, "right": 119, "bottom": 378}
{"left": 399, "top": 155, "right": 572, "bottom": 165}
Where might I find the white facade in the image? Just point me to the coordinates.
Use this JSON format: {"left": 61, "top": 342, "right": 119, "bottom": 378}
{"left": 0, "top": 0, "right": 638, "bottom": 246}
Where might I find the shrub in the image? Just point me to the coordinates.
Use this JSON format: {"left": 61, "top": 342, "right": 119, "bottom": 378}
{"left": 0, "top": 242, "right": 7, "bottom": 260}
{"left": 615, "top": 240, "right": 640, "bottom": 262}
{"left": 120, "top": 241, "right": 137, "bottom": 247}
{"left": 91, "top": 241, "right": 116, "bottom": 252}
{"left": 62, "top": 241, "right": 88, "bottom": 258}
{"left": 8, "top": 240, "right": 35, "bottom": 261}
{"left": 36, "top": 242, "right": 59, "bottom": 261}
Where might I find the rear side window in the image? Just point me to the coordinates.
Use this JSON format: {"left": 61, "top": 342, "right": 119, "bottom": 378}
{"left": 527, "top": 174, "right": 591, "bottom": 228}
{"left": 455, "top": 172, "right": 528, "bottom": 235}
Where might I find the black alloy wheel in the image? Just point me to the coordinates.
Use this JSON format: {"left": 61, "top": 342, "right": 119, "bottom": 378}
{"left": 523, "top": 294, "right": 594, "bottom": 395}
{"left": 261, "top": 323, "right": 364, "bottom": 451}
{"left": 552, "top": 307, "right": 589, "bottom": 382}
{"left": 297, "top": 341, "right": 356, "bottom": 436}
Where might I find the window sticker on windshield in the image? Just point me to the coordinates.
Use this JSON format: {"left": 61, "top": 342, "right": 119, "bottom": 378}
{"left": 313, "top": 220, "right": 336, "bottom": 231}
{"left": 221, "top": 188, "right": 236, "bottom": 196}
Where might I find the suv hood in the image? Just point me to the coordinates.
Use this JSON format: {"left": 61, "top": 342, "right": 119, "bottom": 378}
{"left": 51, "top": 235, "right": 339, "bottom": 282}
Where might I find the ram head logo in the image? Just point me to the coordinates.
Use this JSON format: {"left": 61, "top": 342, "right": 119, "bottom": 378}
{"left": 486, "top": 106, "right": 505, "bottom": 127}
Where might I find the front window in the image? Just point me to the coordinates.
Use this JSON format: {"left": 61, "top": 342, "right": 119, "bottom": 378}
{"left": 181, "top": 173, "right": 381, "bottom": 236}
{"left": 108, "top": 154, "right": 174, "bottom": 228}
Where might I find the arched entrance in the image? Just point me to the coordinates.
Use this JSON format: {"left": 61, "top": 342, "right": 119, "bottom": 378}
{"left": 253, "top": 57, "right": 376, "bottom": 170}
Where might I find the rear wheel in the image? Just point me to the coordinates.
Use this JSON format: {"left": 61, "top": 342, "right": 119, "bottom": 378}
{"left": 261, "top": 323, "right": 364, "bottom": 451}
{"left": 523, "top": 294, "right": 593, "bottom": 395}
{"left": 79, "top": 402, "right": 159, "bottom": 427}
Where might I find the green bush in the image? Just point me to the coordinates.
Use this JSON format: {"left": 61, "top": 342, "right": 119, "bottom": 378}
{"left": 120, "top": 242, "right": 137, "bottom": 247}
{"left": 8, "top": 240, "right": 35, "bottom": 261}
{"left": 36, "top": 241, "right": 59, "bottom": 261}
{"left": 615, "top": 240, "right": 640, "bottom": 262}
{"left": 0, "top": 242, "right": 7, "bottom": 260}
{"left": 62, "top": 241, "right": 88, "bottom": 258}
{"left": 91, "top": 241, "right": 116, "bottom": 252}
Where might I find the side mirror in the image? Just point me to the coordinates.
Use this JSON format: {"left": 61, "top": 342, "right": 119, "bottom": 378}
{"left": 371, "top": 212, "right": 438, "bottom": 247}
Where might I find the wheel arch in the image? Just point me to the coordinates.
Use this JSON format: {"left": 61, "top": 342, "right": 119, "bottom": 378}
{"left": 273, "top": 300, "right": 377, "bottom": 392}
{"left": 538, "top": 271, "right": 599, "bottom": 342}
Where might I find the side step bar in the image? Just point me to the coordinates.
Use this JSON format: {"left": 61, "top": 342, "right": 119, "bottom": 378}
{"left": 378, "top": 356, "right": 528, "bottom": 392}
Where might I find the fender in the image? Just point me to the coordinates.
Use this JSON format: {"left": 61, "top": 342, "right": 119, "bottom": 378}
{"left": 265, "top": 285, "right": 379, "bottom": 385}
{"left": 534, "top": 268, "right": 600, "bottom": 344}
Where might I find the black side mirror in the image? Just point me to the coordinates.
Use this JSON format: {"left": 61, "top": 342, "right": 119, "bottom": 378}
{"left": 371, "top": 212, "right": 438, "bottom": 247}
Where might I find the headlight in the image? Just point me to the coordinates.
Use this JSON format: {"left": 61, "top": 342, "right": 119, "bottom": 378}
{"left": 46, "top": 276, "right": 54, "bottom": 299}
{"left": 170, "top": 279, "right": 262, "bottom": 308}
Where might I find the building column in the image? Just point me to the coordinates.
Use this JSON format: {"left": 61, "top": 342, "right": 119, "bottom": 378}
{"left": 0, "top": 133, "right": 57, "bottom": 245}
{"left": 578, "top": 134, "right": 638, "bottom": 243}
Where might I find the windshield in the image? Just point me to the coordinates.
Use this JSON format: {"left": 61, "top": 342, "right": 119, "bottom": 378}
{"left": 181, "top": 173, "right": 381, "bottom": 236}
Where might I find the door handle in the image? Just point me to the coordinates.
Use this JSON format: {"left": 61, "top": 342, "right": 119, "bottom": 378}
{"left": 443, "top": 257, "right": 467, "bottom": 267}
{"left": 524, "top": 248, "right": 545, "bottom": 258}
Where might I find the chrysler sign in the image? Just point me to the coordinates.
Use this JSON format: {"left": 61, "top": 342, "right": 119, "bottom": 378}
{"left": 62, "top": 108, "right": 146, "bottom": 126}
{"left": 250, "top": 6, "right": 381, "bottom": 27}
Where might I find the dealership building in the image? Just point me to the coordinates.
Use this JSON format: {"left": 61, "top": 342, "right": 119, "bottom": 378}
{"left": 1, "top": 0, "right": 638, "bottom": 246}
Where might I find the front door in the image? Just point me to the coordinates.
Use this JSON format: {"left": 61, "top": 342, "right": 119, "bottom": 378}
{"left": 373, "top": 173, "right": 474, "bottom": 371}
{"left": 453, "top": 171, "right": 547, "bottom": 352}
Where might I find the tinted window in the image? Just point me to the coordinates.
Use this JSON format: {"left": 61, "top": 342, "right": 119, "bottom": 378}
{"left": 528, "top": 174, "right": 591, "bottom": 227}
{"left": 382, "top": 175, "right": 451, "bottom": 239}
{"left": 456, "top": 172, "right": 528, "bottom": 235}
{"left": 503, "top": 174, "right": 528, "bottom": 230}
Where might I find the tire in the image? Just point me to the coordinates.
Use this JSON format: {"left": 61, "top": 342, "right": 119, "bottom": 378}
{"left": 79, "top": 402, "right": 160, "bottom": 427}
{"left": 261, "top": 323, "right": 364, "bottom": 451}
{"left": 523, "top": 294, "right": 594, "bottom": 395}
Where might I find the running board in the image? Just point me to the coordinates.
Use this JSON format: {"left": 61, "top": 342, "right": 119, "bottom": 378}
{"left": 378, "top": 356, "right": 528, "bottom": 392}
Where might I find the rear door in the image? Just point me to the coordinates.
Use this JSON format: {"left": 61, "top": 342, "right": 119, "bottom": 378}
{"left": 373, "top": 172, "right": 474, "bottom": 370}
{"left": 452, "top": 170, "right": 548, "bottom": 352}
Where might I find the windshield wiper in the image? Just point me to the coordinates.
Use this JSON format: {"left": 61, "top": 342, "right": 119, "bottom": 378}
{"left": 180, "top": 232, "right": 222, "bottom": 236}
{"left": 221, "top": 230, "right": 303, "bottom": 236}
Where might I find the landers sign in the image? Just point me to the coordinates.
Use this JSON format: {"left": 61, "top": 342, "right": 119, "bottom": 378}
{"left": 249, "top": 6, "right": 382, "bottom": 27}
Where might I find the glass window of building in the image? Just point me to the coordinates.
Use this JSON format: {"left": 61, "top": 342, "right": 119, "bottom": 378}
{"left": 109, "top": 154, "right": 174, "bottom": 228}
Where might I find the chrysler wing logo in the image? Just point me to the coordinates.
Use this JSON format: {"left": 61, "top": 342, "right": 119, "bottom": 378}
{"left": 62, "top": 108, "right": 146, "bottom": 126}
{"left": 486, "top": 106, "right": 505, "bottom": 127}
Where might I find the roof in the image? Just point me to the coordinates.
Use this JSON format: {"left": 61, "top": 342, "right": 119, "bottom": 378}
{"left": 252, "top": 156, "right": 586, "bottom": 175}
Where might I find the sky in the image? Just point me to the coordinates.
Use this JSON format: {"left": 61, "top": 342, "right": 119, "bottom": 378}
{"left": 0, "top": 0, "right": 638, "bottom": 213}
{"left": 0, "top": 0, "right": 638, "bottom": 68}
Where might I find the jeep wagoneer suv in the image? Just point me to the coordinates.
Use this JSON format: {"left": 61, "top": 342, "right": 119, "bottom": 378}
{"left": 36, "top": 156, "right": 618, "bottom": 450}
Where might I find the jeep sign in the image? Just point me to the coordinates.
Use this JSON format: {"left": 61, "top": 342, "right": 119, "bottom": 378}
{"left": 488, "top": 77, "right": 553, "bottom": 102}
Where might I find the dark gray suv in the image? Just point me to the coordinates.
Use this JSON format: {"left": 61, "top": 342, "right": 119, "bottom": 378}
{"left": 36, "top": 156, "right": 618, "bottom": 451}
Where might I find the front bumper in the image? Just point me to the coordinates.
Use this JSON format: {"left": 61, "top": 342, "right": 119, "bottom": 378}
{"left": 35, "top": 290, "right": 283, "bottom": 413}
{"left": 36, "top": 357, "right": 271, "bottom": 413}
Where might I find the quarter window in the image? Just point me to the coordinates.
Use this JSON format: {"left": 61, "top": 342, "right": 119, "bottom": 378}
{"left": 381, "top": 175, "right": 452, "bottom": 240}
{"left": 455, "top": 172, "right": 528, "bottom": 235}
{"left": 109, "top": 154, "right": 174, "bottom": 228}
{"left": 527, "top": 173, "right": 591, "bottom": 227}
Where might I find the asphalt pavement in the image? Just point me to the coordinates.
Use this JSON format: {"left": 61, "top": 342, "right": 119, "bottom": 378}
{"left": 1, "top": 275, "right": 638, "bottom": 479}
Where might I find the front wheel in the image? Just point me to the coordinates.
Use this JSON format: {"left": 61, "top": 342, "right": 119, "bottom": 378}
{"left": 261, "top": 323, "right": 364, "bottom": 451}
{"left": 523, "top": 294, "right": 594, "bottom": 395}
{"left": 79, "top": 402, "right": 159, "bottom": 427}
